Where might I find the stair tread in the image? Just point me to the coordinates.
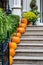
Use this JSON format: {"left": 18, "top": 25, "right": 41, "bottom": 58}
{"left": 16, "top": 49, "right": 43, "bottom": 52}
{"left": 23, "top": 33, "right": 43, "bottom": 35}
{"left": 18, "top": 43, "right": 43, "bottom": 46}
{"left": 27, "top": 25, "right": 43, "bottom": 27}
{"left": 26, "top": 29, "right": 43, "bottom": 30}
{"left": 21, "top": 38, "right": 43, "bottom": 40}
{"left": 13, "top": 64, "right": 34, "bottom": 65}
{"left": 14, "top": 56, "right": 43, "bottom": 60}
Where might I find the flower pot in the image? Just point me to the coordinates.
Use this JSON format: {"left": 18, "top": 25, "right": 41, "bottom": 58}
{"left": 32, "top": 21, "right": 36, "bottom": 25}
{"left": 28, "top": 22, "right": 32, "bottom": 26}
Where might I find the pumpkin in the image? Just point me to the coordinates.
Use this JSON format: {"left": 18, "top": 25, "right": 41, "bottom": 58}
{"left": 10, "top": 56, "right": 13, "bottom": 65}
{"left": 12, "top": 36, "right": 20, "bottom": 44}
{"left": 19, "top": 23, "right": 27, "bottom": 29}
{"left": 21, "top": 18, "right": 28, "bottom": 25}
{"left": 13, "top": 32, "right": 21, "bottom": 38}
{"left": 17, "top": 27, "right": 25, "bottom": 34}
{"left": 10, "top": 48, "right": 16, "bottom": 57}
{"left": 9, "top": 42, "right": 17, "bottom": 50}
{"left": 17, "top": 32, "right": 21, "bottom": 38}
{"left": 13, "top": 33, "right": 17, "bottom": 36}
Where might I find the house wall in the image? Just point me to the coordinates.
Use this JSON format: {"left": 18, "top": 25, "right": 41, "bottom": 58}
{"left": 22, "top": 0, "right": 31, "bottom": 12}
{"left": 23, "top": 0, "right": 40, "bottom": 12}
{"left": 9, "top": 0, "right": 14, "bottom": 10}
{"left": 9, "top": 0, "right": 40, "bottom": 16}
{"left": 9, "top": 0, "right": 41, "bottom": 24}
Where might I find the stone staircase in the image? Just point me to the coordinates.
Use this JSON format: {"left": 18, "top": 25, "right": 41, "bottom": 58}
{"left": 13, "top": 26, "right": 43, "bottom": 65}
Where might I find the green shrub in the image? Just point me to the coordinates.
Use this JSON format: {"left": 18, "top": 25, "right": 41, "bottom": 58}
{"left": 22, "top": 11, "right": 38, "bottom": 23}
{"left": 0, "top": 9, "right": 20, "bottom": 42}
{"left": 0, "top": 9, "right": 7, "bottom": 42}
{"left": 6, "top": 14, "right": 20, "bottom": 38}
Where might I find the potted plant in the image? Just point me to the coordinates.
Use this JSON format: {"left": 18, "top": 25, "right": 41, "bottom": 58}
{"left": 30, "top": 0, "right": 40, "bottom": 25}
{"left": 22, "top": 11, "right": 38, "bottom": 25}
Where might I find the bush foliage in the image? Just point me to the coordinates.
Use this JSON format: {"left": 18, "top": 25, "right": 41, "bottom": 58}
{"left": 0, "top": 9, "right": 20, "bottom": 42}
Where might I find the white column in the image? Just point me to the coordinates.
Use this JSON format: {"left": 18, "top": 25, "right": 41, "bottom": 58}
{"left": 14, "top": 0, "right": 17, "bottom": 5}
{"left": 12, "top": 0, "right": 21, "bottom": 17}
{"left": 17, "top": 0, "right": 21, "bottom": 6}
{"left": 23, "top": 0, "right": 27, "bottom": 12}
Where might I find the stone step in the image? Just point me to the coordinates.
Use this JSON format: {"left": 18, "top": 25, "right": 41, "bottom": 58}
{"left": 26, "top": 28, "right": 43, "bottom": 31}
{"left": 27, "top": 25, "right": 43, "bottom": 30}
{"left": 22, "top": 35, "right": 43, "bottom": 38}
{"left": 27, "top": 25, "right": 43, "bottom": 27}
{"left": 18, "top": 43, "right": 43, "bottom": 49}
{"left": 13, "top": 26, "right": 43, "bottom": 65}
{"left": 18, "top": 43, "right": 43, "bottom": 46}
{"left": 26, "top": 29, "right": 43, "bottom": 31}
{"left": 21, "top": 38, "right": 43, "bottom": 41}
{"left": 16, "top": 49, "right": 43, "bottom": 53}
{"left": 23, "top": 31, "right": 43, "bottom": 36}
{"left": 13, "top": 60, "right": 43, "bottom": 65}
{"left": 13, "top": 63, "right": 43, "bottom": 65}
{"left": 16, "top": 52, "right": 43, "bottom": 57}
{"left": 14, "top": 56, "right": 43, "bottom": 60}
{"left": 20, "top": 40, "right": 43, "bottom": 44}
{"left": 17, "top": 45, "right": 43, "bottom": 49}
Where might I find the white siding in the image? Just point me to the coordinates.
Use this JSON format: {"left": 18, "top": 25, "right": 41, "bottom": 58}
{"left": 9, "top": 0, "right": 14, "bottom": 10}
{"left": 37, "top": 0, "right": 40, "bottom": 11}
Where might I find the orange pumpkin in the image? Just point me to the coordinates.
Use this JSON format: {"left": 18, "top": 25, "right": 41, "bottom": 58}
{"left": 19, "top": 23, "right": 27, "bottom": 29}
{"left": 17, "top": 27, "right": 25, "bottom": 34}
{"left": 13, "top": 33, "right": 17, "bottom": 36}
{"left": 12, "top": 36, "right": 20, "bottom": 44}
{"left": 13, "top": 32, "right": 21, "bottom": 38}
{"left": 10, "top": 56, "right": 13, "bottom": 65}
{"left": 10, "top": 48, "right": 16, "bottom": 57}
{"left": 9, "top": 42, "right": 17, "bottom": 50}
{"left": 21, "top": 18, "right": 28, "bottom": 25}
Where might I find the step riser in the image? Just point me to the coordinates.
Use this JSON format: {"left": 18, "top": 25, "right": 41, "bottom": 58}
{"left": 20, "top": 41, "right": 43, "bottom": 44}
{"left": 26, "top": 28, "right": 43, "bottom": 30}
{"left": 22, "top": 36, "right": 43, "bottom": 38}
{"left": 27, "top": 26, "right": 43, "bottom": 30}
{"left": 25, "top": 30, "right": 43, "bottom": 32}
{"left": 21, "top": 37, "right": 43, "bottom": 41}
{"left": 16, "top": 52, "right": 43, "bottom": 57}
{"left": 13, "top": 60, "right": 43, "bottom": 64}
{"left": 23, "top": 32, "right": 43, "bottom": 35}
{"left": 17, "top": 46, "right": 43, "bottom": 49}
{"left": 21, "top": 39, "right": 43, "bottom": 41}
